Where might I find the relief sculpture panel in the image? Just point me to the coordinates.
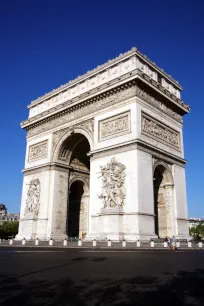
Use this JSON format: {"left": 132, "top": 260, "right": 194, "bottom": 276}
{"left": 141, "top": 112, "right": 180, "bottom": 150}
{"left": 24, "top": 179, "right": 40, "bottom": 216}
{"left": 98, "top": 157, "right": 126, "bottom": 208}
{"left": 99, "top": 112, "right": 130, "bottom": 141}
{"left": 28, "top": 140, "right": 48, "bottom": 162}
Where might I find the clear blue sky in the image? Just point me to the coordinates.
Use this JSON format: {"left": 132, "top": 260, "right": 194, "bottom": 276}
{"left": 0, "top": 0, "right": 203, "bottom": 216}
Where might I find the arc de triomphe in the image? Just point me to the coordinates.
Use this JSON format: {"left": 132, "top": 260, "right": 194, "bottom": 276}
{"left": 16, "top": 47, "right": 190, "bottom": 241}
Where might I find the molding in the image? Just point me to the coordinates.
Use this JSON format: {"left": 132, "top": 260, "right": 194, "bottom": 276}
{"left": 136, "top": 140, "right": 186, "bottom": 167}
{"left": 135, "top": 86, "right": 182, "bottom": 123}
{"left": 23, "top": 162, "right": 90, "bottom": 176}
{"left": 28, "top": 47, "right": 182, "bottom": 109}
{"left": 89, "top": 139, "right": 186, "bottom": 167}
{"left": 20, "top": 218, "right": 48, "bottom": 221}
{"left": 26, "top": 83, "right": 137, "bottom": 137}
{"left": 91, "top": 211, "right": 155, "bottom": 217}
{"left": 22, "top": 75, "right": 187, "bottom": 132}
{"left": 177, "top": 217, "right": 189, "bottom": 221}
{"left": 24, "top": 81, "right": 186, "bottom": 139}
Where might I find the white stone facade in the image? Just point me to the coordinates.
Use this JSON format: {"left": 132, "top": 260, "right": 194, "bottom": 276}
{"left": 16, "top": 47, "right": 190, "bottom": 241}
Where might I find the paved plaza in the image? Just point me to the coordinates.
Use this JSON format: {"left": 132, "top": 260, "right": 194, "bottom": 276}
{"left": 0, "top": 248, "right": 203, "bottom": 305}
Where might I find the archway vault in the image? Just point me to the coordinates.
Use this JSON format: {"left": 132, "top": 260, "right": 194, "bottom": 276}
{"left": 153, "top": 160, "right": 174, "bottom": 238}
{"left": 52, "top": 131, "right": 91, "bottom": 240}
{"left": 52, "top": 123, "right": 94, "bottom": 163}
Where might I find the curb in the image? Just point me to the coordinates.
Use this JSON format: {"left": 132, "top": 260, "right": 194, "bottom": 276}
{"left": 0, "top": 245, "right": 203, "bottom": 252}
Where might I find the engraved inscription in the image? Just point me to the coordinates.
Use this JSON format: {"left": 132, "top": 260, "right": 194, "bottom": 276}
{"left": 28, "top": 140, "right": 48, "bottom": 162}
{"left": 141, "top": 113, "right": 180, "bottom": 149}
{"left": 99, "top": 112, "right": 130, "bottom": 141}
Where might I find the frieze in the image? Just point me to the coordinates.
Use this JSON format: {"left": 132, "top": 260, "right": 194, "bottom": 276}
{"left": 27, "top": 86, "right": 136, "bottom": 137}
{"left": 99, "top": 112, "right": 130, "bottom": 141}
{"left": 28, "top": 140, "right": 48, "bottom": 162}
{"left": 141, "top": 112, "right": 180, "bottom": 150}
{"left": 135, "top": 86, "right": 182, "bottom": 123}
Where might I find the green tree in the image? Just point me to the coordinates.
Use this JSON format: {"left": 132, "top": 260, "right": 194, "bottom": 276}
{"left": 0, "top": 221, "right": 19, "bottom": 239}
{"left": 189, "top": 223, "right": 204, "bottom": 241}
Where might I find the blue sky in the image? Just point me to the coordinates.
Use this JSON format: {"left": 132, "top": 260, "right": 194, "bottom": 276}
{"left": 0, "top": 0, "right": 203, "bottom": 216}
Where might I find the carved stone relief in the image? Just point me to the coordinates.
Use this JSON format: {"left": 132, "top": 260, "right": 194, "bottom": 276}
{"left": 98, "top": 157, "right": 126, "bottom": 209}
{"left": 141, "top": 113, "right": 180, "bottom": 150}
{"left": 27, "top": 86, "right": 136, "bottom": 137}
{"left": 24, "top": 179, "right": 40, "bottom": 216}
{"left": 28, "top": 140, "right": 48, "bottom": 162}
{"left": 135, "top": 86, "right": 182, "bottom": 122}
{"left": 99, "top": 112, "right": 130, "bottom": 141}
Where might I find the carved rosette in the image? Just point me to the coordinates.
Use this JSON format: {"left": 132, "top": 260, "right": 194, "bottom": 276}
{"left": 24, "top": 179, "right": 40, "bottom": 217}
{"left": 98, "top": 157, "right": 126, "bottom": 209}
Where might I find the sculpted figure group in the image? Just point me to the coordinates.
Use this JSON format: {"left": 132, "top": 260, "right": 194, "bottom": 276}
{"left": 98, "top": 157, "right": 126, "bottom": 208}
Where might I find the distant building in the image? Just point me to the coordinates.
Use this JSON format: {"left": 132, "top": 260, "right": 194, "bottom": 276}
{"left": 189, "top": 217, "right": 204, "bottom": 229}
{"left": 0, "top": 203, "right": 20, "bottom": 224}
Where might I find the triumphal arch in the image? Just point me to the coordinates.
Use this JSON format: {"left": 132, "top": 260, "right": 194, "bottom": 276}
{"left": 16, "top": 47, "right": 190, "bottom": 241}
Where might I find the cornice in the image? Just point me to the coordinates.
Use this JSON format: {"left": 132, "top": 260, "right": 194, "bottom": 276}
{"left": 29, "top": 47, "right": 182, "bottom": 108}
{"left": 21, "top": 74, "right": 189, "bottom": 131}
{"left": 89, "top": 139, "right": 187, "bottom": 168}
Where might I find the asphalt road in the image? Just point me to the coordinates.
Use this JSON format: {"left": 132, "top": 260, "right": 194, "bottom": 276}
{"left": 0, "top": 248, "right": 204, "bottom": 306}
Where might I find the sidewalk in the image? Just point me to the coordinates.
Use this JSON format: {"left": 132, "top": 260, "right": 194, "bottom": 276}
{"left": 0, "top": 240, "right": 203, "bottom": 251}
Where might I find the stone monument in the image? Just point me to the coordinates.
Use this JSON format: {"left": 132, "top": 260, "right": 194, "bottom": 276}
{"left": 16, "top": 47, "right": 190, "bottom": 241}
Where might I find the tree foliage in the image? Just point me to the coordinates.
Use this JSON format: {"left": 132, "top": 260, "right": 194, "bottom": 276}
{"left": 189, "top": 223, "right": 204, "bottom": 241}
{"left": 0, "top": 221, "right": 19, "bottom": 239}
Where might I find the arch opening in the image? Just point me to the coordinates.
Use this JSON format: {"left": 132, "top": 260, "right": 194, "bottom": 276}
{"left": 153, "top": 164, "right": 174, "bottom": 238}
{"left": 58, "top": 133, "right": 90, "bottom": 240}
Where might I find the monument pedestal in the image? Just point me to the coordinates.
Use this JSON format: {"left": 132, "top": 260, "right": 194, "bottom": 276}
{"left": 15, "top": 213, "right": 37, "bottom": 240}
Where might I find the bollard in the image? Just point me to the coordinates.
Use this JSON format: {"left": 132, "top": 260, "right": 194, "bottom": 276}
{"left": 63, "top": 239, "right": 67, "bottom": 246}
{"left": 176, "top": 241, "right": 180, "bottom": 248}
{"left": 122, "top": 239, "right": 126, "bottom": 247}
{"left": 49, "top": 238, "right": 53, "bottom": 246}
{"left": 136, "top": 240, "right": 140, "bottom": 247}
{"left": 188, "top": 241, "right": 192, "bottom": 248}
{"left": 93, "top": 239, "right": 97, "bottom": 247}
{"left": 9, "top": 239, "right": 13, "bottom": 245}
{"left": 108, "top": 239, "right": 111, "bottom": 247}
{"left": 198, "top": 242, "right": 202, "bottom": 248}
{"left": 78, "top": 239, "right": 82, "bottom": 247}
{"left": 150, "top": 241, "right": 154, "bottom": 247}
{"left": 164, "top": 242, "right": 167, "bottom": 248}
{"left": 35, "top": 238, "right": 39, "bottom": 246}
{"left": 22, "top": 238, "right": 26, "bottom": 245}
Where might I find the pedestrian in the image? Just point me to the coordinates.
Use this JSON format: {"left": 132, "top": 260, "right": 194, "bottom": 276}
{"left": 172, "top": 236, "right": 177, "bottom": 250}
{"left": 167, "top": 237, "right": 172, "bottom": 250}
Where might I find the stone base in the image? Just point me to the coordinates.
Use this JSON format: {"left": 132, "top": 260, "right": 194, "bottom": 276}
{"left": 49, "top": 234, "right": 68, "bottom": 241}
{"left": 16, "top": 215, "right": 37, "bottom": 240}
{"left": 86, "top": 232, "right": 158, "bottom": 242}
